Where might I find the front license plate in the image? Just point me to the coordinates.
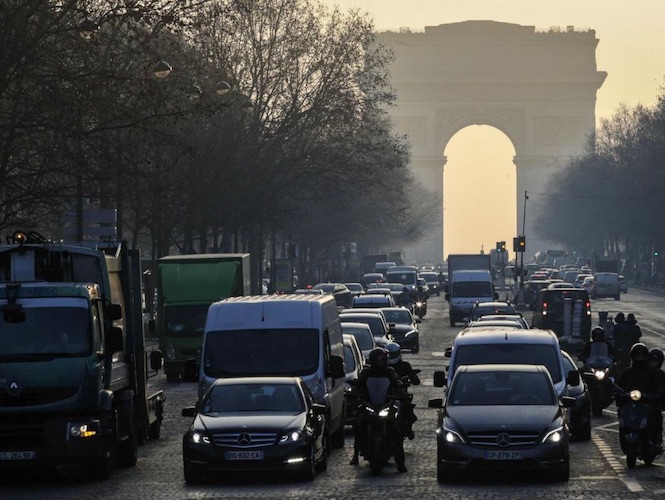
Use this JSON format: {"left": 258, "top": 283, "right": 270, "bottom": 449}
{"left": 224, "top": 450, "right": 264, "bottom": 461}
{"left": 484, "top": 450, "right": 522, "bottom": 460}
{"left": 1, "top": 451, "right": 36, "bottom": 461}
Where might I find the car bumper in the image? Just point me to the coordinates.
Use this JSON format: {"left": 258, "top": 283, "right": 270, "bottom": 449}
{"left": 567, "top": 392, "right": 591, "bottom": 433}
{"left": 183, "top": 441, "right": 315, "bottom": 474}
{"left": 437, "top": 440, "right": 568, "bottom": 473}
{"left": 392, "top": 332, "right": 419, "bottom": 350}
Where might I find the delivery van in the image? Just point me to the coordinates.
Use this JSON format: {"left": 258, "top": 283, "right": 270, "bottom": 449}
{"left": 445, "top": 269, "right": 497, "bottom": 326}
{"left": 192, "top": 294, "right": 347, "bottom": 448}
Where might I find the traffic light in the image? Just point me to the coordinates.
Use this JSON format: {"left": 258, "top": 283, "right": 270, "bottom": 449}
{"left": 513, "top": 236, "right": 526, "bottom": 253}
{"left": 496, "top": 241, "right": 507, "bottom": 252}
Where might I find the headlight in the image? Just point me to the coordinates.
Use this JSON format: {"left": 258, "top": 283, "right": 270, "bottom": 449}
{"left": 442, "top": 427, "right": 465, "bottom": 444}
{"left": 542, "top": 427, "right": 564, "bottom": 443}
{"left": 190, "top": 432, "right": 211, "bottom": 445}
{"left": 594, "top": 370, "right": 606, "bottom": 380}
{"left": 364, "top": 405, "right": 376, "bottom": 415}
{"left": 379, "top": 408, "right": 390, "bottom": 417}
{"left": 279, "top": 430, "right": 305, "bottom": 444}
{"left": 68, "top": 422, "right": 99, "bottom": 439}
{"left": 630, "top": 390, "right": 642, "bottom": 401}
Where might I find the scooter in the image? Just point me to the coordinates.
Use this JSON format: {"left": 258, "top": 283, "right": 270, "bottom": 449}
{"left": 413, "top": 300, "right": 427, "bottom": 320}
{"left": 613, "top": 380, "right": 663, "bottom": 467}
{"left": 581, "top": 352, "right": 617, "bottom": 416}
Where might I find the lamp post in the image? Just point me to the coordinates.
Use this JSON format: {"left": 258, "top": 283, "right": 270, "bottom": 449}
{"left": 520, "top": 190, "right": 528, "bottom": 289}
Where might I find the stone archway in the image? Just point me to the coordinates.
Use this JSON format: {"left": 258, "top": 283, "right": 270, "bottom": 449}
{"left": 379, "top": 21, "right": 607, "bottom": 263}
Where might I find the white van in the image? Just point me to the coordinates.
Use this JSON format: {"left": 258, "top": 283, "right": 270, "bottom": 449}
{"left": 445, "top": 269, "right": 497, "bottom": 326}
{"left": 385, "top": 265, "right": 418, "bottom": 292}
{"left": 194, "top": 294, "right": 347, "bottom": 448}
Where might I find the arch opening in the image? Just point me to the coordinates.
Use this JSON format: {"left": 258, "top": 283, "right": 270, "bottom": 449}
{"left": 443, "top": 125, "right": 517, "bottom": 257}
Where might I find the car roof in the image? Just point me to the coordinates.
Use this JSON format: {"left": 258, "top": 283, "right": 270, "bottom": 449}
{"left": 454, "top": 328, "right": 558, "bottom": 345}
{"left": 341, "top": 321, "right": 373, "bottom": 330}
{"left": 456, "top": 363, "right": 548, "bottom": 374}
{"left": 474, "top": 301, "right": 514, "bottom": 308}
{"left": 466, "top": 321, "right": 524, "bottom": 329}
{"left": 210, "top": 376, "right": 300, "bottom": 387}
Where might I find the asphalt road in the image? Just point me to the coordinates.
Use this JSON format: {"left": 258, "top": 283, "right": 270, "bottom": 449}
{"left": 2, "top": 289, "right": 664, "bottom": 499}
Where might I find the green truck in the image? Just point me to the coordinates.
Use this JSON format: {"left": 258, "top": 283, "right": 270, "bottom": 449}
{"left": 156, "top": 254, "right": 250, "bottom": 382}
{"left": 0, "top": 232, "right": 164, "bottom": 480}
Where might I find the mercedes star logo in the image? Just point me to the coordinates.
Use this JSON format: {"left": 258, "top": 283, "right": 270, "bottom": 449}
{"left": 8, "top": 381, "right": 21, "bottom": 397}
{"left": 496, "top": 432, "right": 511, "bottom": 447}
{"left": 237, "top": 433, "right": 252, "bottom": 446}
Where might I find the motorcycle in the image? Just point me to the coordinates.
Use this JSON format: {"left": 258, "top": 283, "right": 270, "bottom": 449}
{"left": 347, "top": 375, "right": 414, "bottom": 475}
{"left": 413, "top": 300, "right": 427, "bottom": 319}
{"left": 612, "top": 380, "right": 663, "bottom": 467}
{"left": 581, "top": 346, "right": 617, "bottom": 416}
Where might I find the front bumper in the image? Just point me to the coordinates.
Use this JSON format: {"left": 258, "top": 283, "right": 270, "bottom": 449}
{"left": 392, "top": 332, "right": 419, "bottom": 351}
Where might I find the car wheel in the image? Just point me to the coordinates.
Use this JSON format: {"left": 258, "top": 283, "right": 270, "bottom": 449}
{"left": 411, "top": 345, "right": 419, "bottom": 354}
{"left": 627, "top": 453, "right": 637, "bottom": 468}
{"left": 184, "top": 462, "right": 204, "bottom": 485}
{"left": 449, "top": 318, "right": 455, "bottom": 327}
{"left": 591, "top": 401, "right": 604, "bottom": 417}
{"left": 88, "top": 455, "right": 112, "bottom": 481}
{"left": 575, "top": 421, "right": 591, "bottom": 441}
{"left": 299, "top": 446, "right": 316, "bottom": 481}
{"left": 553, "top": 461, "right": 570, "bottom": 482}
{"left": 315, "top": 434, "right": 328, "bottom": 472}
{"left": 331, "top": 419, "right": 345, "bottom": 449}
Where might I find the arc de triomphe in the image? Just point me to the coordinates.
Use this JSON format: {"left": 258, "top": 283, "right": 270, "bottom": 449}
{"left": 379, "top": 21, "right": 606, "bottom": 263}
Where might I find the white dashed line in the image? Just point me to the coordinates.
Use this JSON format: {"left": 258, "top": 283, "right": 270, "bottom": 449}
{"left": 593, "top": 435, "right": 644, "bottom": 493}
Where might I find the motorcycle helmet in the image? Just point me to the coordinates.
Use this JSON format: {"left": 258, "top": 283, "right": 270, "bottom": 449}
{"left": 629, "top": 343, "right": 649, "bottom": 367}
{"left": 368, "top": 348, "right": 388, "bottom": 370}
{"left": 649, "top": 348, "right": 664, "bottom": 370}
{"left": 386, "top": 342, "right": 402, "bottom": 365}
{"left": 591, "top": 326, "right": 605, "bottom": 342}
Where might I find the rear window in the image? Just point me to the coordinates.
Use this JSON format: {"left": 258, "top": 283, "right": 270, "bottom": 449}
{"left": 543, "top": 289, "right": 589, "bottom": 310}
{"left": 453, "top": 343, "right": 562, "bottom": 383}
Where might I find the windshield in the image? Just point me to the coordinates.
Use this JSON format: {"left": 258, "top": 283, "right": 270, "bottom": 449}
{"left": 382, "top": 309, "right": 412, "bottom": 324}
{"left": 386, "top": 272, "right": 416, "bottom": 285}
{"left": 339, "top": 315, "right": 385, "bottom": 337}
{"left": 164, "top": 304, "right": 210, "bottom": 338}
{"left": 204, "top": 328, "right": 319, "bottom": 377}
{"left": 454, "top": 344, "right": 562, "bottom": 383}
{"left": 0, "top": 298, "right": 91, "bottom": 357}
{"left": 202, "top": 383, "right": 305, "bottom": 413}
{"left": 450, "top": 371, "right": 556, "bottom": 406}
{"left": 452, "top": 281, "right": 492, "bottom": 298}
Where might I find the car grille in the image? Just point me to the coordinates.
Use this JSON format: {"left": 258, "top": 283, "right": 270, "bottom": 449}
{"left": 467, "top": 431, "right": 540, "bottom": 447}
{"left": 212, "top": 432, "right": 278, "bottom": 448}
{"left": 0, "top": 387, "right": 79, "bottom": 407}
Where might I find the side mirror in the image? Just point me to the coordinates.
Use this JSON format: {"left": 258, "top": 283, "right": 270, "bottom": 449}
{"left": 444, "top": 293, "right": 451, "bottom": 301}
{"left": 181, "top": 406, "right": 197, "bottom": 417}
{"left": 183, "top": 358, "right": 200, "bottom": 383}
{"left": 149, "top": 350, "right": 163, "bottom": 371}
{"left": 566, "top": 369, "right": 581, "bottom": 386}
{"left": 433, "top": 370, "right": 447, "bottom": 387}
{"left": 106, "top": 303, "right": 123, "bottom": 321}
{"left": 328, "top": 355, "right": 345, "bottom": 379}
{"left": 105, "top": 326, "right": 124, "bottom": 354}
{"left": 428, "top": 398, "right": 443, "bottom": 408}
{"left": 415, "top": 318, "right": 422, "bottom": 324}
{"left": 311, "top": 403, "right": 327, "bottom": 415}
{"left": 444, "top": 347, "right": 452, "bottom": 358}
{"left": 560, "top": 396, "right": 577, "bottom": 408}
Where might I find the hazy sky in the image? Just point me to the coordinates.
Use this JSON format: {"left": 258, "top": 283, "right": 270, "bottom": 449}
{"left": 324, "top": 1, "right": 665, "bottom": 257}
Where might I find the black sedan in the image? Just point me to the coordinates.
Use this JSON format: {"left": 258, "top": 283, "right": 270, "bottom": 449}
{"left": 561, "top": 350, "right": 591, "bottom": 440}
{"left": 381, "top": 307, "right": 420, "bottom": 353}
{"left": 429, "top": 364, "right": 574, "bottom": 483}
{"left": 182, "top": 377, "right": 327, "bottom": 484}
{"left": 312, "top": 282, "right": 352, "bottom": 308}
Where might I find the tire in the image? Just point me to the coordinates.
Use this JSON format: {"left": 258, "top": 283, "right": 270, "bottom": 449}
{"left": 575, "top": 421, "right": 592, "bottom": 442}
{"left": 591, "top": 401, "right": 604, "bottom": 417}
{"left": 627, "top": 453, "right": 637, "bottom": 468}
{"left": 299, "top": 446, "right": 316, "bottom": 481}
{"left": 184, "top": 462, "right": 204, "bottom": 485}
{"left": 331, "top": 420, "right": 345, "bottom": 449}
{"left": 643, "top": 453, "right": 655, "bottom": 466}
{"left": 449, "top": 317, "right": 455, "bottom": 327}
{"left": 315, "top": 434, "right": 328, "bottom": 472}
{"left": 166, "top": 372, "right": 180, "bottom": 383}
{"left": 411, "top": 345, "right": 419, "bottom": 354}
{"left": 148, "top": 419, "right": 161, "bottom": 440}
{"left": 118, "top": 402, "right": 138, "bottom": 468}
{"left": 437, "top": 464, "right": 458, "bottom": 483}
{"left": 369, "top": 434, "right": 383, "bottom": 476}
{"left": 554, "top": 461, "right": 570, "bottom": 482}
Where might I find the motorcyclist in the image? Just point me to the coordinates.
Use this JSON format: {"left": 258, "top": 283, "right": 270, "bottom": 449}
{"left": 413, "top": 285, "right": 429, "bottom": 303}
{"left": 612, "top": 313, "right": 631, "bottom": 369}
{"left": 616, "top": 343, "right": 660, "bottom": 447}
{"left": 579, "top": 326, "right": 616, "bottom": 366}
{"left": 349, "top": 347, "right": 407, "bottom": 472}
{"left": 386, "top": 342, "right": 419, "bottom": 440}
{"left": 648, "top": 348, "right": 665, "bottom": 446}
{"left": 397, "top": 286, "right": 412, "bottom": 308}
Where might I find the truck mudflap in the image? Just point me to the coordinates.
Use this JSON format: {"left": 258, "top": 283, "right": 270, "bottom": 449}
{"left": 145, "top": 390, "right": 165, "bottom": 441}
{"left": 0, "top": 413, "right": 114, "bottom": 471}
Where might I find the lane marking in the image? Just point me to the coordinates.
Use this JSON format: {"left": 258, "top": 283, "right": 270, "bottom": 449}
{"left": 431, "top": 352, "right": 448, "bottom": 357}
{"left": 593, "top": 435, "right": 644, "bottom": 493}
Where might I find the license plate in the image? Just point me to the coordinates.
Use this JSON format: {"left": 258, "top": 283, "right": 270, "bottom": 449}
{"left": 224, "top": 450, "right": 264, "bottom": 461}
{"left": 484, "top": 450, "right": 522, "bottom": 460}
{"left": 0, "top": 451, "right": 35, "bottom": 461}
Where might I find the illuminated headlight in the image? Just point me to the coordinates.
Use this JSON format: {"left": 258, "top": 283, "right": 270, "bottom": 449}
{"left": 442, "top": 427, "right": 465, "bottom": 444}
{"left": 279, "top": 430, "right": 305, "bottom": 444}
{"left": 190, "top": 432, "right": 211, "bottom": 445}
{"left": 542, "top": 427, "right": 564, "bottom": 443}
{"left": 594, "top": 370, "right": 606, "bottom": 380}
{"left": 630, "top": 390, "right": 642, "bottom": 401}
{"left": 68, "top": 422, "right": 98, "bottom": 439}
{"left": 415, "top": 302, "right": 424, "bottom": 307}
{"left": 364, "top": 406, "right": 376, "bottom": 415}
{"left": 378, "top": 408, "right": 390, "bottom": 417}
